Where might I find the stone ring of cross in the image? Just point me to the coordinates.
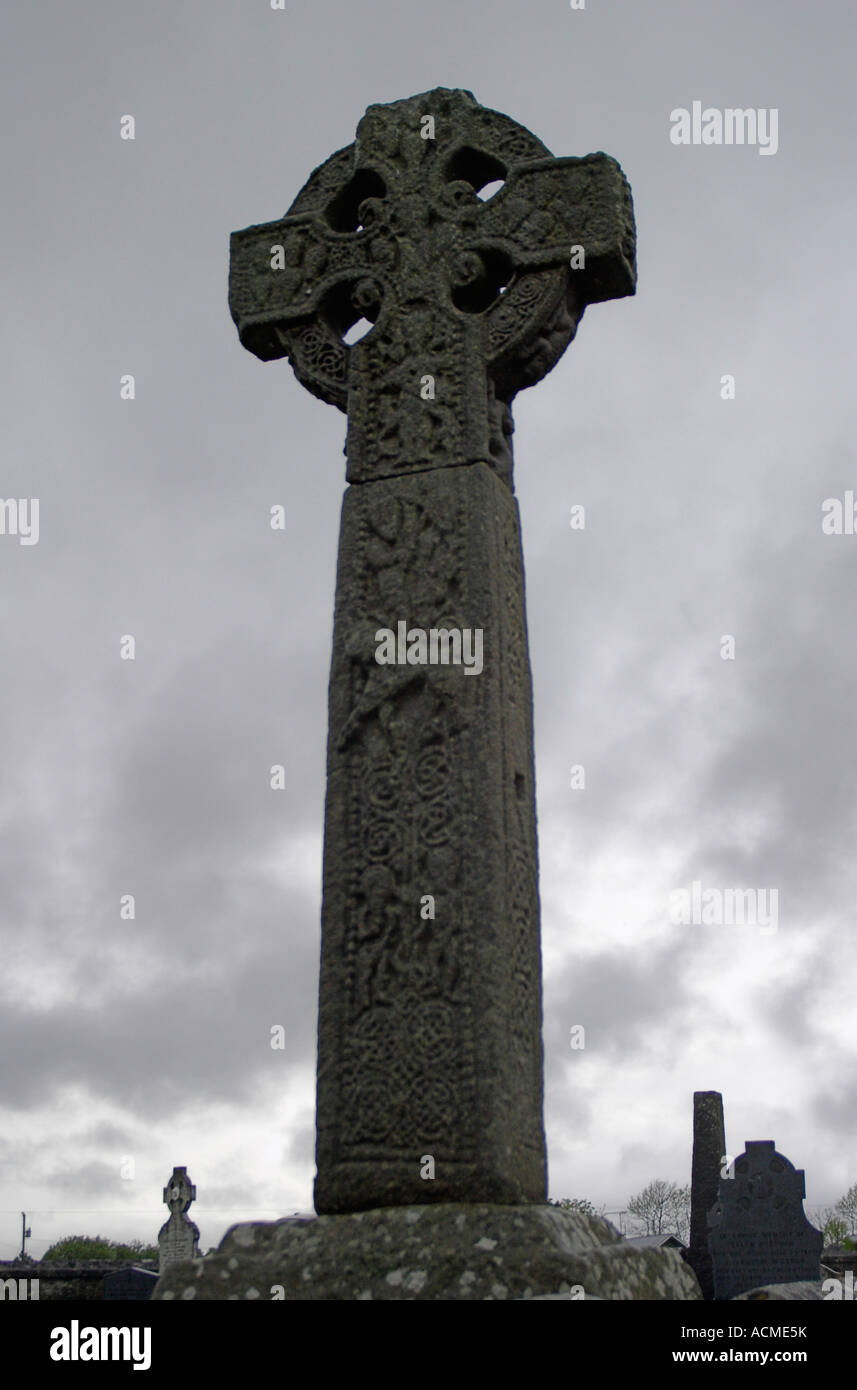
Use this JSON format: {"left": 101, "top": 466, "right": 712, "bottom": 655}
{"left": 229, "top": 87, "right": 635, "bottom": 488}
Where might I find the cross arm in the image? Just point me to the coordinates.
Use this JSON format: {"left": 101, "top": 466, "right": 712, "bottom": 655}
{"left": 474, "top": 153, "right": 636, "bottom": 305}
{"left": 229, "top": 212, "right": 379, "bottom": 411}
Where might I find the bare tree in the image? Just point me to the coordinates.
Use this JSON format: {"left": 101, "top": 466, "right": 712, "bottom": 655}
{"left": 627, "top": 1180, "right": 691, "bottom": 1243}
{"left": 836, "top": 1183, "right": 857, "bottom": 1236}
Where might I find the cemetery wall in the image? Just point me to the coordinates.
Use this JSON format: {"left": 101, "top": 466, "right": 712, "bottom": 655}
{"left": 0, "top": 1260, "right": 158, "bottom": 1300}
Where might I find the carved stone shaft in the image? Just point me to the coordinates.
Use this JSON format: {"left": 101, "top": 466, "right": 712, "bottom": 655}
{"left": 316, "top": 462, "right": 544, "bottom": 1211}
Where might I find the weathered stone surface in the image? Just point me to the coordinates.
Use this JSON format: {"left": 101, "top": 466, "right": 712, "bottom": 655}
{"left": 316, "top": 462, "right": 544, "bottom": 1212}
{"left": 687, "top": 1090, "right": 726, "bottom": 1300}
{"left": 152, "top": 1204, "right": 701, "bottom": 1301}
{"left": 229, "top": 89, "right": 636, "bottom": 1216}
{"left": 708, "top": 1141, "right": 823, "bottom": 1301}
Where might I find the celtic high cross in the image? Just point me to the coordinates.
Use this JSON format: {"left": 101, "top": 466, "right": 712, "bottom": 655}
{"left": 230, "top": 89, "right": 635, "bottom": 1213}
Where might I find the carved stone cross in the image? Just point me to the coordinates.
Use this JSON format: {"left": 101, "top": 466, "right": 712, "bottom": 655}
{"left": 230, "top": 88, "right": 635, "bottom": 1214}
{"left": 158, "top": 1166, "right": 200, "bottom": 1273}
{"left": 163, "top": 1166, "right": 196, "bottom": 1217}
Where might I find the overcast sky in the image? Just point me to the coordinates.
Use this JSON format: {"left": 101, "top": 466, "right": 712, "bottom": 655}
{"left": 1, "top": 0, "right": 855, "bottom": 1259}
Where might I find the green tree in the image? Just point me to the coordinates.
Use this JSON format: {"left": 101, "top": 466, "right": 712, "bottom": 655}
{"left": 627, "top": 1180, "right": 691, "bottom": 1243}
{"left": 817, "top": 1208, "right": 849, "bottom": 1247}
{"left": 547, "top": 1197, "right": 604, "bottom": 1218}
{"left": 42, "top": 1235, "right": 158, "bottom": 1264}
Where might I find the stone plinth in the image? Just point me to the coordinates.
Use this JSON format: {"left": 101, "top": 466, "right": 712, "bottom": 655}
{"left": 152, "top": 1204, "right": 701, "bottom": 1302}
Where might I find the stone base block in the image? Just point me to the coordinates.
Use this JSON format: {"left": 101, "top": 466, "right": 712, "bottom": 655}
{"left": 152, "top": 1204, "right": 702, "bottom": 1301}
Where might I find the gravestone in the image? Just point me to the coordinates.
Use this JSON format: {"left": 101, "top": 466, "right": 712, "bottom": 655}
{"left": 686, "top": 1090, "right": 726, "bottom": 1299}
{"left": 707, "top": 1141, "right": 823, "bottom": 1300}
{"left": 229, "top": 87, "right": 636, "bottom": 1215}
{"left": 158, "top": 1166, "right": 200, "bottom": 1273}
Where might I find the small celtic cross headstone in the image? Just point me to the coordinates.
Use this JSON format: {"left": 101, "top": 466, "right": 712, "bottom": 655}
{"left": 158, "top": 1166, "right": 200, "bottom": 1272}
{"left": 230, "top": 88, "right": 636, "bottom": 1213}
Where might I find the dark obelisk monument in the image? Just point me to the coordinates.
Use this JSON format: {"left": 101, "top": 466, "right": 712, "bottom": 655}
{"left": 687, "top": 1090, "right": 727, "bottom": 1299}
{"left": 229, "top": 89, "right": 636, "bottom": 1215}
